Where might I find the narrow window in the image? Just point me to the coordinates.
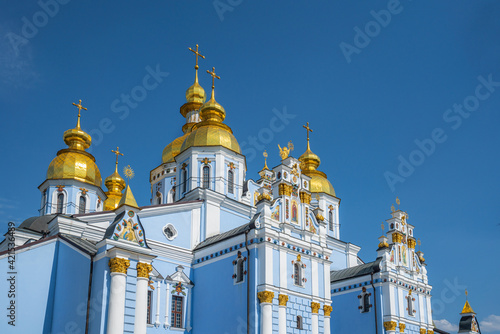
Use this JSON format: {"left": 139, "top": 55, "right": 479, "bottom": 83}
{"left": 407, "top": 295, "right": 413, "bottom": 316}
{"left": 329, "top": 210, "right": 334, "bottom": 231}
{"left": 228, "top": 170, "right": 234, "bottom": 194}
{"left": 57, "top": 193, "right": 64, "bottom": 214}
{"left": 147, "top": 290, "right": 153, "bottom": 324}
{"left": 157, "top": 194, "right": 162, "bottom": 205}
{"left": 236, "top": 259, "right": 244, "bottom": 283}
{"left": 182, "top": 169, "right": 187, "bottom": 193}
{"left": 363, "top": 294, "right": 370, "bottom": 313}
{"left": 296, "top": 315, "right": 303, "bottom": 329}
{"left": 202, "top": 166, "right": 210, "bottom": 189}
{"left": 294, "top": 263, "right": 301, "bottom": 286}
{"left": 171, "top": 296, "right": 183, "bottom": 328}
{"left": 79, "top": 196, "right": 86, "bottom": 214}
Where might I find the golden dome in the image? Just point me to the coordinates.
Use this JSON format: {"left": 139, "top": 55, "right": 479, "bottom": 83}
{"left": 185, "top": 81, "right": 206, "bottom": 104}
{"left": 47, "top": 104, "right": 102, "bottom": 187}
{"left": 180, "top": 68, "right": 241, "bottom": 154}
{"left": 47, "top": 150, "right": 102, "bottom": 187}
{"left": 299, "top": 141, "right": 335, "bottom": 197}
{"left": 104, "top": 170, "right": 125, "bottom": 211}
{"left": 162, "top": 132, "right": 189, "bottom": 163}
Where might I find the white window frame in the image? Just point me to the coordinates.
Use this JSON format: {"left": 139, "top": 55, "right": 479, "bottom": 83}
{"left": 162, "top": 224, "right": 178, "bottom": 241}
{"left": 292, "top": 259, "right": 305, "bottom": 288}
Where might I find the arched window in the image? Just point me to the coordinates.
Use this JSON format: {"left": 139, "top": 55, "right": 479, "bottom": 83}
{"left": 296, "top": 315, "right": 303, "bottom": 329}
{"left": 329, "top": 210, "right": 334, "bottom": 231}
{"left": 157, "top": 195, "right": 162, "bottom": 205}
{"left": 57, "top": 193, "right": 64, "bottom": 214}
{"left": 294, "top": 263, "right": 301, "bottom": 286}
{"left": 202, "top": 166, "right": 210, "bottom": 189}
{"left": 79, "top": 196, "right": 86, "bottom": 214}
{"left": 182, "top": 168, "right": 188, "bottom": 193}
{"left": 363, "top": 294, "right": 370, "bottom": 313}
{"left": 228, "top": 170, "right": 234, "bottom": 194}
{"left": 236, "top": 259, "right": 244, "bottom": 283}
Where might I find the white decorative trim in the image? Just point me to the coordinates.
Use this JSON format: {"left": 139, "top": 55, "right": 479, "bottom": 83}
{"left": 164, "top": 282, "right": 171, "bottom": 328}
{"left": 155, "top": 281, "right": 161, "bottom": 327}
{"left": 162, "top": 224, "right": 178, "bottom": 241}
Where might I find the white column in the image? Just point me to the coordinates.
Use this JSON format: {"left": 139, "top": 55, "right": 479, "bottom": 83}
{"left": 164, "top": 282, "right": 171, "bottom": 328}
{"left": 186, "top": 286, "right": 193, "bottom": 332}
{"left": 323, "top": 305, "right": 332, "bottom": 334}
{"left": 155, "top": 281, "right": 161, "bottom": 327}
{"left": 106, "top": 258, "right": 130, "bottom": 334}
{"left": 324, "top": 316, "right": 331, "bottom": 333}
{"left": 278, "top": 294, "right": 288, "bottom": 334}
{"left": 134, "top": 262, "right": 152, "bottom": 334}
{"left": 311, "top": 302, "right": 320, "bottom": 334}
{"left": 257, "top": 291, "right": 274, "bottom": 334}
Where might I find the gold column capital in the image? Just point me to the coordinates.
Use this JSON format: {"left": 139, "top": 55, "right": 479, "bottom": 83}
{"left": 392, "top": 232, "right": 403, "bottom": 243}
{"left": 257, "top": 291, "right": 275, "bottom": 304}
{"left": 299, "top": 191, "right": 311, "bottom": 204}
{"left": 278, "top": 294, "right": 289, "bottom": 306}
{"left": 399, "top": 323, "right": 406, "bottom": 332}
{"left": 323, "top": 305, "right": 333, "bottom": 316}
{"left": 408, "top": 238, "right": 416, "bottom": 249}
{"left": 420, "top": 329, "right": 427, "bottom": 334}
{"left": 427, "top": 330, "right": 434, "bottom": 334}
{"left": 384, "top": 321, "right": 397, "bottom": 331}
{"left": 311, "top": 302, "right": 321, "bottom": 314}
{"left": 109, "top": 257, "right": 130, "bottom": 274}
{"left": 136, "top": 262, "right": 153, "bottom": 278}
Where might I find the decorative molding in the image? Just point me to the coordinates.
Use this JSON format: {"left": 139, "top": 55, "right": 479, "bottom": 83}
{"left": 279, "top": 183, "right": 292, "bottom": 196}
{"left": 137, "top": 262, "right": 152, "bottom": 278}
{"left": 257, "top": 291, "right": 274, "bottom": 304}
{"left": 299, "top": 191, "right": 311, "bottom": 204}
{"left": 384, "top": 321, "right": 397, "bottom": 331}
{"left": 109, "top": 257, "right": 130, "bottom": 274}
{"left": 323, "top": 305, "right": 333, "bottom": 316}
{"left": 392, "top": 232, "right": 403, "bottom": 243}
{"left": 311, "top": 302, "right": 321, "bottom": 314}
{"left": 278, "top": 294, "right": 289, "bottom": 306}
{"left": 408, "top": 238, "right": 416, "bottom": 249}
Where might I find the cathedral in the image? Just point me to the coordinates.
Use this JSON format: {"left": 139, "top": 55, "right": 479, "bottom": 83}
{"left": 0, "top": 46, "right": 481, "bottom": 334}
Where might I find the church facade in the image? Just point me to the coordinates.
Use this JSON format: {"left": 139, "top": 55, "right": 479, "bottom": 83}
{"left": 0, "top": 46, "right": 473, "bottom": 334}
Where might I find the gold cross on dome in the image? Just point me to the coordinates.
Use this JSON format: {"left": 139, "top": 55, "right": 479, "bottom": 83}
{"left": 72, "top": 99, "right": 87, "bottom": 128}
{"left": 111, "top": 147, "right": 124, "bottom": 167}
{"left": 207, "top": 67, "right": 220, "bottom": 89}
{"left": 303, "top": 122, "right": 313, "bottom": 142}
{"left": 188, "top": 44, "right": 205, "bottom": 70}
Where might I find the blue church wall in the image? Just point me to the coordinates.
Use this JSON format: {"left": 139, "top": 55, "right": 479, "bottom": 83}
{"left": 329, "top": 247, "right": 349, "bottom": 271}
{"left": 141, "top": 211, "right": 192, "bottom": 248}
{"left": 317, "top": 263, "right": 325, "bottom": 299}
{"left": 49, "top": 241, "right": 92, "bottom": 334}
{"left": 0, "top": 241, "right": 57, "bottom": 333}
{"left": 330, "top": 288, "right": 377, "bottom": 333}
{"left": 220, "top": 208, "right": 248, "bottom": 234}
{"left": 286, "top": 295, "right": 312, "bottom": 333}
{"left": 192, "top": 244, "right": 257, "bottom": 334}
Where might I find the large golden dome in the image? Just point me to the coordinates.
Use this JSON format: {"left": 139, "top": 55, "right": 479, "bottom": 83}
{"left": 162, "top": 132, "right": 189, "bottom": 163}
{"left": 299, "top": 141, "right": 335, "bottom": 197}
{"left": 46, "top": 104, "right": 102, "bottom": 187}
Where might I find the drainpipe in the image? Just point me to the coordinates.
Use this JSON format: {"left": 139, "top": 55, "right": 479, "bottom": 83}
{"left": 245, "top": 230, "right": 250, "bottom": 334}
{"left": 371, "top": 272, "right": 379, "bottom": 334}
{"left": 85, "top": 254, "right": 95, "bottom": 334}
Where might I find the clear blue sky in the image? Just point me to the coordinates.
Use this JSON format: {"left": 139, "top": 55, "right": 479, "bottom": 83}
{"left": 1, "top": 1, "right": 499, "bottom": 332}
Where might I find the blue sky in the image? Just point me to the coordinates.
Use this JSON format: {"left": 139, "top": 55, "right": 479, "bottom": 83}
{"left": 1, "top": 1, "right": 499, "bottom": 332}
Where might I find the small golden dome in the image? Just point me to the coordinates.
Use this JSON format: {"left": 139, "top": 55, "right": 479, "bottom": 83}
{"left": 104, "top": 170, "right": 125, "bottom": 211}
{"left": 162, "top": 132, "right": 189, "bottom": 163}
{"left": 185, "top": 81, "right": 206, "bottom": 104}
{"left": 299, "top": 141, "right": 335, "bottom": 197}
{"left": 47, "top": 149, "right": 102, "bottom": 187}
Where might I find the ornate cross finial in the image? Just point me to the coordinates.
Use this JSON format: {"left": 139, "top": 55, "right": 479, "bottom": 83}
{"left": 303, "top": 122, "right": 313, "bottom": 142}
{"left": 188, "top": 44, "right": 205, "bottom": 83}
{"left": 263, "top": 150, "right": 269, "bottom": 169}
{"left": 111, "top": 147, "right": 124, "bottom": 172}
{"left": 206, "top": 66, "right": 220, "bottom": 100}
{"left": 381, "top": 223, "right": 385, "bottom": 231}
{"left": 396, "top": 197, "right": 400, "bottom": 208}
{"left": 123, "top": 165, "right": 135, "bottom": 183}
{"left": 465, "top": 289, "right": 468, "bottom": 300}
{"left": 72, "top": 99, "right": 87, "bottom": 129}
{"left": 189, "top": 44, "right": 205, "bottom": 70}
